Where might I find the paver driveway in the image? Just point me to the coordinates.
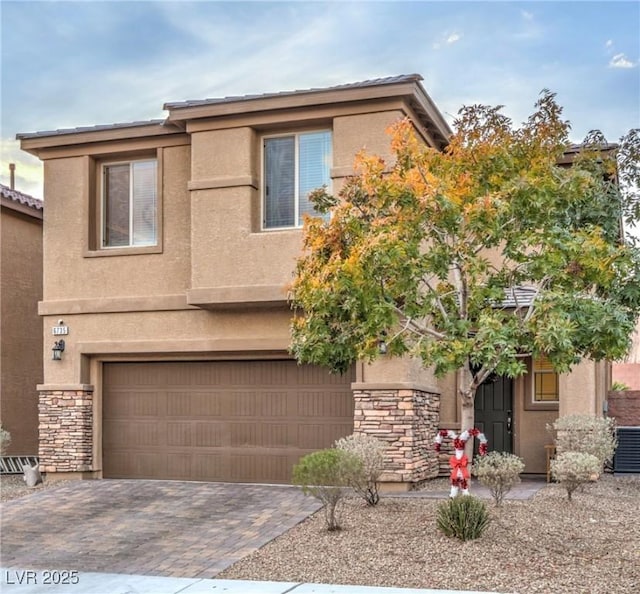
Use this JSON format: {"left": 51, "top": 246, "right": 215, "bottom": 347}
{"left": 0, "top": 480, "right": 321, "bottom": 578}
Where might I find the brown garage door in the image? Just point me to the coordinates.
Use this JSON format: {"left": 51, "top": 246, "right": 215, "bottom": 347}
{"left": 102, "top": 360, "right": 355, "bottom": 483}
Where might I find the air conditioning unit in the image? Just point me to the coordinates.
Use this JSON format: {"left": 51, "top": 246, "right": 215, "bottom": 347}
{"left": 614, "top": 427, "right": 640, "bottom": 474}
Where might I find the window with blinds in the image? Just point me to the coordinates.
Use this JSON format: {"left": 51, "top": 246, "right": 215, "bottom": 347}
{"left": 103, "top": 160, "right": 157, "bottom": 247}
{"left": 263, "top": 131, "right": 331, "bottom": 229}
{"left": 533, "top": 355, "right": 559, "bottom": 402}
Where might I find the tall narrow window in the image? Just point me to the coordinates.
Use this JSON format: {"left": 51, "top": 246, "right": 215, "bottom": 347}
{"left": 103, "top": 160, "right": 157, "bottom": 247}
{"left": 263, "top": 131, "right": 331, "bottom": 229}
{"left": 533, "top": 355, "right": 559, "bottom": 402}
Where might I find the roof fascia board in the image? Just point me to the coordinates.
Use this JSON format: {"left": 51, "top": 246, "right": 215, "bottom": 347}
{"left": 1, "top": 197, "right": 43, "bottom": 220}
{"left": 19, "top": 123, "right": 184, "bottom": 156}
{"left": 166, "top": 82, "right": 419, "bottom": 122}
{"left": 22, "top": 133, "right": 190, "bottom": 160}
{"left": 184, "top": 97, "right": 409, "bottom": 134}
{"left": 411, "top": 80, "right": 453, "bottom": 144}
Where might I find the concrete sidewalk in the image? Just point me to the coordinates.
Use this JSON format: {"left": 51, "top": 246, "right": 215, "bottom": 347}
{"left": 0, "top": 570, "right": 499, "bottom": 594}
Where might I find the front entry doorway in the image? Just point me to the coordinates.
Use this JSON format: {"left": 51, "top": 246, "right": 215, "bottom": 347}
{"left": 474, "top": 375, "right": 513, "bottom": 453}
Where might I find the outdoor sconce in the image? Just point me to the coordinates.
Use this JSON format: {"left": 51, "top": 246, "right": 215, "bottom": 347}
{"left": 52, "top": 339, "right": 65, "bottom": 361}
{"left": 378, "top": 332, "right": 388, "bottom": 355}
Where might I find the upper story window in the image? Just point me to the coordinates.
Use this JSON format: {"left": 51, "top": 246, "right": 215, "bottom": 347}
{"left": 263, "top": 130, "right": 332, "bottom": 229}
{"left": 533, "top": 355, "right": 559, "bottom": 402}
{"left": 102, "top": 159, "right": 157, "bottom": 248}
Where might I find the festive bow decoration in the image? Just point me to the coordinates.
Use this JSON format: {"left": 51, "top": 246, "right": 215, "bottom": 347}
{"left": 434, "top": 428, "right": 488, "bottom": 497}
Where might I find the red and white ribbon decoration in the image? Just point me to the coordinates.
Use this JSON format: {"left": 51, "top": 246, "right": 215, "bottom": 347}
{"left": 434, "top": 428, "right": 488, "bottom": 496}
{"left": 434, "top": 428, "right": 488, "bottom": 455}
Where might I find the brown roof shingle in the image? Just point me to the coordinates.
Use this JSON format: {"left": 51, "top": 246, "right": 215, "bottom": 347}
{"left": 0, "top": 183, "right": 43, "bottom": 212}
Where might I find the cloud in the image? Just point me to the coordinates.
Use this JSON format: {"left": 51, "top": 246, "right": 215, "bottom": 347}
{"left": 0, "top": 138, "right": 44, "bottom": 199}
{"left": 434, "top": 31, "right": 461, "bottom": 49}
{"left": 521, "top": 10, "right": 534, "bottom": 20}
{"left": 609, "top": 53, "right": 636, "bottom": 69}
{"left": 605, "top": 39, "right": 613, "bottom": 48}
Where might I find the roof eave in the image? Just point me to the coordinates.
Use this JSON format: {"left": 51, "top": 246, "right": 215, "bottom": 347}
{"left": 165, "top": 79, "right": 451, "bottom": 148}
{"left": 1, "top": 196, "right": 43, "bottom": 220}
{"left": 18, "top": 120, "right": 184, "bottom": 156}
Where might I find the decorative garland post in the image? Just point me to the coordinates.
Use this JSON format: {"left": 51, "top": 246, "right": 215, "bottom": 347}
{"left": 434, "top": 429, "right": 488, "bottom": 497}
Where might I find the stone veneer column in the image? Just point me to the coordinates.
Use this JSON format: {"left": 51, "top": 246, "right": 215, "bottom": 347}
{"left": 38, "top": 388, "right": 94, "bottom": 473}
{"left": 353, "top": 388, "right": 440, "bottom": 485}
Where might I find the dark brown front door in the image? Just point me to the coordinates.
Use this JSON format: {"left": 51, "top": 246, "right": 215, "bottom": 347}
{"left": 474, "top": 375, "right": 513, "bottom": 453}
{"left": 102, "top": 360, "right": 355, "bottom": 484}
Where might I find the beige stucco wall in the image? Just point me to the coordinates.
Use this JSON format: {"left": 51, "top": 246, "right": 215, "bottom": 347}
{"left": 42, "top": 145, "right": 191, "bottom": 302}
{"left": 559, "top": 358, "right": 606, "bottom": 417}
{"left": 1, "top": 207, "right": 43, "bottom": 454}
{"left": 41, "top": 307, "right": 296, "bottom": 386}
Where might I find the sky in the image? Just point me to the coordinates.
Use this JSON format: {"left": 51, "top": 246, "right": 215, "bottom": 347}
{"left": 1, "top": 0, "right": 639, "bottom": 200}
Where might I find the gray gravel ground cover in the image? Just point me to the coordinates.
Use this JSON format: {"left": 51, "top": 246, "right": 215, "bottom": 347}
{"left": 219, "top": 475, "right": 640, "bottom": 594}
{"left": 2, "top": 474, "right": 638, "bottom": 592}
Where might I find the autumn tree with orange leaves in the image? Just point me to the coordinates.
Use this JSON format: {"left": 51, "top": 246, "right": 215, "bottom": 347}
{"left": 290, "top": 91, "right": 640, "bottom": 446}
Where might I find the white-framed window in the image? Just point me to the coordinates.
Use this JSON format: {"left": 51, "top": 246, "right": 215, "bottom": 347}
{"left": 102, "top": 159, "right": 157, "bottom": 248}
{"left": 533, "top": 355, "right": 559, "bottom": 402}
{"left": 262, "top": 130, "right": 332, "bottom": 229}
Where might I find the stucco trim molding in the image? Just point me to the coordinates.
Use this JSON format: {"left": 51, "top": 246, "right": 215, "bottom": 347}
{"left": 37, "top": 384, "right": 94, "bottom": 392}
{"left": 78, "top": 337, "right": 291, "bottom": 355}
{"left": 188, "top": 176, "right": 259, "bottom": 191}
{"left": 38, "top": 294, "right": 195, "bottom": 315}
{"left": 186, "top": 285, "right": 288, "bottom": 309}
{"left": 351, "top": 382, "right": 442, "bottom": 395}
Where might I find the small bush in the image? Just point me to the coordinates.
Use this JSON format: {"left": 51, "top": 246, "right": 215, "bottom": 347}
{"left": 549, "top": 414, "right": 617, "bottom": 468}
{"left": 551, "top": 451, "right": 601, "bottom": 501}
{"left": 436, "top": 495, "right": 490, "bottom": 541}
{"left": 0, "top": 425, "right": 11, "bottom": 455}
{"left": 611, "top": 381, "right": 630, "bottom": 391}
{"left": 472, "top": 451, "right": 525, "bottom": 506}
{"left": 335, "top": 433, "right": 386, "bottom": 506}
{"left": 292, "top": 448, "right": 362, "bottom": 531}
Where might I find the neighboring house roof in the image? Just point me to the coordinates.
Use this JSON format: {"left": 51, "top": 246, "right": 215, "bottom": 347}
{"left": 500, "top": 286, "right": 538, "bottom": 308}
{"left": 0, "top": 183, "right": 43, "bottom": 220}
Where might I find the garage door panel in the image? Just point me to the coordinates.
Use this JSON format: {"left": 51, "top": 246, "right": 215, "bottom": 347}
{"left": 297, "top": 422, "right": 355, "bottom": 450}
{"left": 195, "top": 422, "right": 226, "bottom": 447}
{"left": 104, "top": 420, "right": 165, "bottom": 448}
{"left": 192, "top": 453, "right": 226, "bottom": 480}
{"left": 166, "top": 453, "right": 193, "bottom": 479}
{"left": 296, "top": 391, "right": 355, "bottom": 417}
{"left": 166, "top": 422, "right": 193, "bottom": 447}
{"left": 103, "top": 360, "right": 354, "bottom": 483}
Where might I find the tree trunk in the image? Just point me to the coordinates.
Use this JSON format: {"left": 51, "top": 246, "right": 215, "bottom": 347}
{"left": 457, "top": 365, "right": 477, "bottom": 459}
{"left": 461, "top": 398, "right": 475, "bottom": 459}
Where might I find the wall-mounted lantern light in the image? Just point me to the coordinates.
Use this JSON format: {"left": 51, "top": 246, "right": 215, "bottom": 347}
{"left": 52, "top": 339, "right": 65, "bottom": 361}
{"left": 378, "top": 332, "right": 388, "bottom": 355}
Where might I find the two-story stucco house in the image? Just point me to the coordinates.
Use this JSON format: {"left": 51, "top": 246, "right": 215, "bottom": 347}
{"left": 18, "top": 74, "right": 610, "bottom": 489}
{"left": 1, "top": 182, "right": 43, "bottom": 456}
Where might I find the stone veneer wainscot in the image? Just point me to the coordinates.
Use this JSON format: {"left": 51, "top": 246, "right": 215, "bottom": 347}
{"left": 38, "top": 387, "right": 93, "bottom": 473}
{"left": 353, "top": 387, "right": 440, "bottom": 485}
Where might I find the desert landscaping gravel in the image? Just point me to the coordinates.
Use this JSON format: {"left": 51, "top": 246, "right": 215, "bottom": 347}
{"left": 219, "top": 475, "right": 640, "bottom": 594}
{"left": 2, "top": 474, "right": 637, "bottom": 592}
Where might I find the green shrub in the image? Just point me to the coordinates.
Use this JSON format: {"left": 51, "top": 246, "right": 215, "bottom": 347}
{"left": 0, "top": 425, "right": 11, "bottom": 455}
{"left": 292, "top": 448, "right": 362, "bottom": 531}
{"left": 549, "top": 414, "right": 617, "bottom": 468}
{"left": 472, "top": 451, "right": 525, "bottom": 506}
{"left": 436, "top": 496, "right": 490, "bottom": 541}
{"left": 335, "top": 433, "right": 386, "bottom": 506}
{"left": 551, "top": 451, "right": 601, "bottom": 501}
{"left": 611, "top": 381, "right": 630, "bottom": 391}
